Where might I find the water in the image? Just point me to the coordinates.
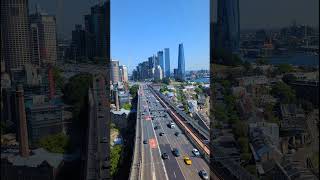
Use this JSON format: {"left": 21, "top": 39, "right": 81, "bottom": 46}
{"left": 192, "top": 77, "right": 210, "bottom": 83}
{"left": 245, "top": 53, "right": 319, "bottom": 67}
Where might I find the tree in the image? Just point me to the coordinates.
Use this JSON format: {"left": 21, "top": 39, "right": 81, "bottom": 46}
{"left": 238, "top": 137, "right": 249, "bottom": 153}
{"left": 241, "top": 153, "right": 252, "bottom": 162}
{"left": 271, "top": 82, "right": 296, "bottom": 103}
{"left": 195, "top": 87, "right": 203, "bottom": 94}
{"left": 129, "top": 84, "right": 139, "bottom": 98}
{"left": 52, "top": 66, "right": 65, "bottom": 91}
{"left": 110, "top": 145, "right": 123, "bottom": 176}
{"left": 282, "top": 74, "right": 297, "bottom": 84}
{"left": 122, "top": 103, "right": 132, "bottom": 110}
{"left": 277, "top": 64, "right": 294, "bottom": 74}
{"left": 162, "top": 77, "right": 171, "bottom": 85}
{"left": 63, "top": 73, "right": 93, "bottom": 105}
{"left": 38, "top": 133, "right": 70, "bottom": 153}
{"left": 233, "top": 120, "right": 248, "bottom": 137}
{"left": 256, "top": 58, "right": 269, "bottom": 65}
{"left": 221, "top": 80, "right": 231, "bottom": 89}
{"left": 243, "top": 61, "right": 253, "bottom": 72}
{"left": 214, "top": 105, "right": 228, "bottom": 122}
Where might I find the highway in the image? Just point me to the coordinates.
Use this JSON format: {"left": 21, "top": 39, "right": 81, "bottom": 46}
{"left": 138, "top": 84, "right": 209, "bottom": 180}
{"left": 85, "top": 75, "right": 109, "bottom": 180}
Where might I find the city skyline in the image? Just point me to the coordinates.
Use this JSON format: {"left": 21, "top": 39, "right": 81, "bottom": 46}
{"left": 111, "top": 0, "right": 210, "bottom": 73}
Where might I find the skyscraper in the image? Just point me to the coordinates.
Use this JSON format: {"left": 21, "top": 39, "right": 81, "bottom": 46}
{"left": 216, "top": 0, "right": 240, "bottom": 54}
{"left": 177, "top": 43, "right": 186, "bottom": 81}
{"left": 148, "top": 56, "right": 154, "bottom": 78}
{"left": 110, "top": 60, "right": 120, "bottom": 83}
{"left": 71, "top": 24, "right": 86, "bottom": 61}
{"left": 157, "top": 51, "right": 164, "bottom": 77}
{"left": 119, "top": 65, "right": 128, "bottom": 82}
{"left": 154, "top": 65, "right": 163, "bottom": 81}
{"left": 29, "top": 10, "right": 57, "bottom": 66}
{"left": 164, "top": 48, "right": 170, "bottom": 77}
{"left": 85, "top": 2, "right": 109, "bottom": 61}
{"left": 1, "top": 0, "right": 32, "bottom": 70}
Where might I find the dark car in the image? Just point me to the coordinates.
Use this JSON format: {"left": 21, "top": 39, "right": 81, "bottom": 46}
{"left": 175, "top": 132, "right": 180, "bottom": 136}
{"left": 159, "top": 132, "right": 165, "bottom": 136}
{"left": 199, "top": 170, "right": 209, "bottom": 179}
{"left": 172, "top": 148, "right": 180, "bottom": 157}
{"left": 154, "top": 126, "right": 159, "bottom": 130}
{"left": 161, "top": 153, "right": 169, "bottom": 159}
{"left": 143, "top": 140, "right": 148, "bottom": 144}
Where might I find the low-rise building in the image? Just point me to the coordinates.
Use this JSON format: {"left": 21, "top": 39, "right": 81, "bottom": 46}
{"left": 25, "top": 98, "right": 64, "bottom": 144}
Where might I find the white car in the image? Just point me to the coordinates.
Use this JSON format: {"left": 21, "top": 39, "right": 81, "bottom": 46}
{"left": 192, "top": 148, "right": 200, "bottom": 156}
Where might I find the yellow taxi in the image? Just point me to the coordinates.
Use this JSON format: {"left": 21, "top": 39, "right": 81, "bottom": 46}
{"left": 183, "top": 156, "right": 192, "bottom": 165}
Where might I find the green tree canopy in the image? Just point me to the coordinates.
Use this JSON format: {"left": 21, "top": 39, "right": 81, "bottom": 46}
{"left": 122, "top": 103, "right": 132, "bottom": 110}
{"left": 271, "top": 82, "right": 296, "bottom": 103}
{"left": 110, "top": 145, "right": 123, "bottom": 176}
{"left": 38, "top": 133, "right": 70, "bottom": 153}
{"left": 129, "top": 84, "right": 139, "bottom": 98}
{"left": 63, "top": 73, "right": 93, "bottom": 105}
{"left": 277, "top": 64, "right": 294, "bottom": 74}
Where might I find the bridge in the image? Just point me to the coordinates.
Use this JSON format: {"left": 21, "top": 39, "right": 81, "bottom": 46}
{"left": 129, "top": 83, "right": 211, "bottom": 180}
{"left": 84, "top": 75, "right": 110, "bottom": 180}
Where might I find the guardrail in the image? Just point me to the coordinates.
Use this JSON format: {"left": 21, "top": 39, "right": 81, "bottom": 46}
{"left": 151, "top": 87, "right": 210, "bottom": 140}
{"left": 129, "top": 87, "right": 142, "bottom": 180}
{"left": 148, "top": 86, "right": 210, "bottom": 155}
{"left": 149, "top": 85, "right": 257, "bottom": 180}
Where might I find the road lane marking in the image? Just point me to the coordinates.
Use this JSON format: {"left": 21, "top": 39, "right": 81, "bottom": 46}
{"left": 147, "top": 99, "right": 169, "bottom": 180}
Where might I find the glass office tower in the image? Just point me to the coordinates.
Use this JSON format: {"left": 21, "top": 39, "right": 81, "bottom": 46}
{"left": 164, "top": 48, "right": 170, "bottom": 77}
{"left": 157, "top": 51, "right": 164, "bottom": 77}
{"left": 177, "top": 43, "right": 185, "bottom": 81}
{"left": 217, "top": 0, "right": 240, "bottom": 54}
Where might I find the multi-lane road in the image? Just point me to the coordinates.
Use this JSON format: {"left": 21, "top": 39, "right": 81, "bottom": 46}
{"left": 138, "top": 84, "right": 209, "bottom": 180}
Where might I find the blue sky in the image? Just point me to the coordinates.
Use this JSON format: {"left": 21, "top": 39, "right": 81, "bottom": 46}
{"left": 111, "top": 0, "right": 209, "bottom": 73}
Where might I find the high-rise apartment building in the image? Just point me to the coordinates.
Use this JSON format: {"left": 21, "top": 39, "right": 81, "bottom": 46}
{"left": 1, "top": 0, "right": 32, "bottom": 71}
{"left": 216, "top": 0, "right": 240, "bottom": 54}
{"left": 164, "top": 48, "right": 170, "bottom": 77}
{"left": 29, "top": 11, "right": 57, "bottom": 66}
{"left": 111, "top": 60, "right": 120, "bottom": 83}
{"left": 177, "top": 43, "right": 186, "bottom": 81}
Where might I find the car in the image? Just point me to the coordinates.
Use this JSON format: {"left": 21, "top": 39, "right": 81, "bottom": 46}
{"left": 192, "top": 148, "right": 200, "bottom": 156}
{"left": 161, "top": 153, "right": 169, "bottom": 159}
{"left": 159, "top": 132, "right": 165, "bottom": 136}
{"left": 199, "top": 170, "right": 209, "bottom": 179}
{"left": 154, "top": 126, "right": 159, "bottom": 130}
{"left": 172, "top": 148, "right": 180, "bottom": 157}
{"left": 143, "top": 140, "right": 148, "bottom": 144}
{"left": 175, "top": 132, "right": 180, "bottom": 136}
{"left": 183, "top": 156, "right": 192, "bottom": 165}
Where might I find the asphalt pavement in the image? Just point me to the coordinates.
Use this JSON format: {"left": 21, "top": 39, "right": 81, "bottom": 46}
{"left": 139, "top": 84, "right": 209, "bottom": 180}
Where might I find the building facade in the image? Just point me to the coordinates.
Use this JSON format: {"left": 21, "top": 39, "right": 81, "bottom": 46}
{"left": 216, "top": 0, "right": 240, "bottom": 54}
{"left": 164, "top": 48, "right": 170, "bottom": 77}
{"left": 1, "top": 0, "right": 32, "bottom": 70}
{"left": 157, "top": 51, "right": 164, "bottom": 77}
{"left": 29, "top": 11, "right": 57, "bottom": 66}
{"left": 177, "top": 43, "right": 186, "bottom": 81}
{"left": 110, "top": 60, "right": 120, "bottom": 83}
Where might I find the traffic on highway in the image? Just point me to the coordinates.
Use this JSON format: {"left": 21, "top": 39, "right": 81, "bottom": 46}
{"left": 139, "top": 84, "right": 209, "bottom": 180}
